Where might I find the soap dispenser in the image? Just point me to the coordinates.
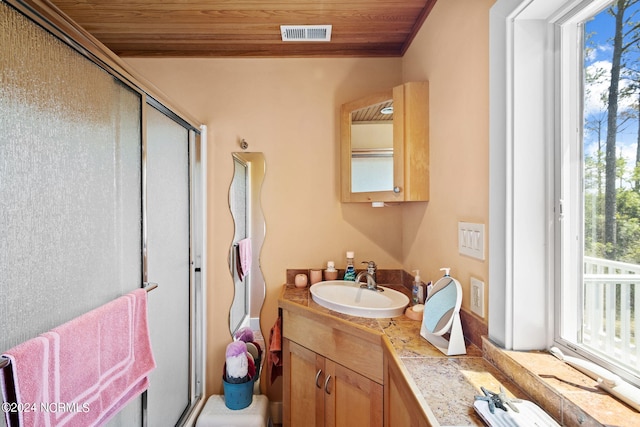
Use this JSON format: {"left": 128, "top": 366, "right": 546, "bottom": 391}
{"left": 412, "top": 270, "right": 424, "bottom": 305}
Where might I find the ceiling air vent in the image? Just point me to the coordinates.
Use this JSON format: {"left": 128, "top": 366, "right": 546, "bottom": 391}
{"left": 281, "top": 25, "right": 332, "bottom": 42}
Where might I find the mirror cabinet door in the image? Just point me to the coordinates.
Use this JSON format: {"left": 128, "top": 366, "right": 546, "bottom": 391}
{"left": 340, "top": 82, "right": 429, "bottom": 203}
{"left": 340, "top": 89, "right": 401, "bottom": 203}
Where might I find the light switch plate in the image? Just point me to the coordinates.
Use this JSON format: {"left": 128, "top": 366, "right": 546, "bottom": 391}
{"left": 470, "top": 277, "right": 485, "bottom": 318}
{"left": 458, "top": 222, "right": 485, "bottom": 260}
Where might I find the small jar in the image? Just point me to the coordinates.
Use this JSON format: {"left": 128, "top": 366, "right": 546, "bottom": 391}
{"left": 310, "top": 269, "right": 323, "bottom": 285}
{"left": 294, "top": 273, "right": 308, "bottom": 288}
{"left": 324, "top": 261, "right": 338, "bottom": 281}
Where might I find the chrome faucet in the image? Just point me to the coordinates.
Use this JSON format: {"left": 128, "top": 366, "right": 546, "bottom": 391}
{"left": 361, "top": 260, "right": 377, "bottom": 283}
{"left": 355, "top": 270, "right": 380, "bottom": 291}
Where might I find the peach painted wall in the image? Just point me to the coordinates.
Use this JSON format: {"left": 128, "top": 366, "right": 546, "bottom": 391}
{"left": 400, "top": 0, "right": 494, "bottom": 319}
{"left": 124, "top": 57, "right": 403, "bottom": 399}
{"left": 124, "top": 0, "right": 495, "bottom": 404}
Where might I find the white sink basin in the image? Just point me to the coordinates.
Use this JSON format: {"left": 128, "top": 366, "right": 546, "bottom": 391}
{"left": 310, "top": 280, "right": 409, "bottom": 318}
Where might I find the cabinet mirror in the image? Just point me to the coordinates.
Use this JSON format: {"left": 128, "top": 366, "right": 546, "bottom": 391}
{"left": 341, "top": 89, "right": 400, "bottom": 203}
{"left": 340, "top": 82, "right": 429, "bottom": 203}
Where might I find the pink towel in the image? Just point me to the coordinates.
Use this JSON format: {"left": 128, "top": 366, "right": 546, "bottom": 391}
{"left": 269, "top": 316, "right": 282, "bottom": 384}
{"left": 238, "top": 238, "right": 252, "bottom": 280}
{"left": 0, "top": 288, "right": 156, "bottom": 427}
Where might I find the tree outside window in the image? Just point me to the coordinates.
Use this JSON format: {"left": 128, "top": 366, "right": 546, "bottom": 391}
{"left": 583, "top": 0, "right": 640, "bottom": 374}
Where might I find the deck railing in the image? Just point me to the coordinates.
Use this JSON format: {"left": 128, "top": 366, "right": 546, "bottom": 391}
{"left": 583, "top": 256, "right": 639, "bottom": 367}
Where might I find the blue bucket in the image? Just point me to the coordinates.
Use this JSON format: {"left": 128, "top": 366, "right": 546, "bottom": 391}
{"left": 222, "top": 378, "right": 254, "bottom": 410}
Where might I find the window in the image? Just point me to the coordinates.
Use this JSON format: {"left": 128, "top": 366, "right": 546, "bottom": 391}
{"left": 490, "top": 0, "right": 640, "bottom": 386}
{"left": 560, "top": 0, "right": 640, "bottom": 381}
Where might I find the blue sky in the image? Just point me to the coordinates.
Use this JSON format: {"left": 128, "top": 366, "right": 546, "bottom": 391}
{"left": 584, "top": 1, "right": 640, "bottom": 177}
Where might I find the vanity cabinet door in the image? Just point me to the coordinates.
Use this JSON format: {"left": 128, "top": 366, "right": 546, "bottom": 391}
{"left": 283, "top": 339, "right": 324, "bottom": 427}
{"left": 283, "top": 338, "right": 383, "bottom": 427}
{"left": 325, "top": 359, "right": 383, "bottom": 427}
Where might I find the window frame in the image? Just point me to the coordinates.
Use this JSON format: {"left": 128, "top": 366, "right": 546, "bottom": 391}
{"left": 490, "top": 0, "right": 640, "bottom": 386}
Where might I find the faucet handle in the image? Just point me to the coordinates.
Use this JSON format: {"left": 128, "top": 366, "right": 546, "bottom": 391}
{"left": 362, "top": 261, "right": 377, "bottom": 277}
{"left": 362, "top": 260, "right": 376, "bottom": 269}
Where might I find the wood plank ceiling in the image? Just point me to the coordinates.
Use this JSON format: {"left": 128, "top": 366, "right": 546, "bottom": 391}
{"left": 352, "top": 100, "right": 393, "bottom": 122}
{"left": 47, "top": 0, "right": 438, "bottom": 57}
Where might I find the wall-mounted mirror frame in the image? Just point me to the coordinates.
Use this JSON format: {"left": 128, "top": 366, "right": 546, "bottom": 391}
{"left": 228, "top": 152, "right": 266, "bottom": 336}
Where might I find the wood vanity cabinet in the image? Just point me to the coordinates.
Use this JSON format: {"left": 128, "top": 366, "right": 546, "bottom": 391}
{"left": 282, "top": 309, "right": 383, "bottom": 427}
{"left": 383, "top": 339, "right": 435, "bottom": 427}
{"left": 283, "top": 339, "right": 382, "bottom": 427}
{"left": 340, "top": 81, "right": 429, "bottom": 203}
{"left": 281, "top": 305, "right": 437, "bottom": 427}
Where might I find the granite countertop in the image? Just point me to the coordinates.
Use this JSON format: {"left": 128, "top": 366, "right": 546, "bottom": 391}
{"left": 278, "top": 283, "right": 528, "bottom": 426}
{"left": 280, "top": 281, "right": 640, "bottom": 427}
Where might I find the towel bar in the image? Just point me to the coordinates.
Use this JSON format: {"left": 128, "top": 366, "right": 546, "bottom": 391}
{"left": 143, "top": 282, "right": 159, "bottom": 293}
{"left": 0, "top": 284, "right": 158, "bottom": 371}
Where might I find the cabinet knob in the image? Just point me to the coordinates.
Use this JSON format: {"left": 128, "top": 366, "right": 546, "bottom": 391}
{"left": 324, "top": 375, "right": 332, "bottom": 395}
{"left": 393, "top": 186, "right": 401, "bottom": 193}
{"left": 315, "top": 370, "right": 323, "bottom": 389}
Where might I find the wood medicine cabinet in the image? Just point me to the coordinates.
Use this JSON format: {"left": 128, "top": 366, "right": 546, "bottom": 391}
{"left": 340, "top": 81, "right": 429, "bottom": 203}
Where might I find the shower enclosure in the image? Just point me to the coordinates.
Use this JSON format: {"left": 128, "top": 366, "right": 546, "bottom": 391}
{"left": 0, "top": 1, "right": 206, "bottom": 425}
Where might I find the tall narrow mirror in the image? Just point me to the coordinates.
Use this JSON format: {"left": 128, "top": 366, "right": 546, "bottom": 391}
{"left": 228, "top": 152, "right": 266, "bottom": 336}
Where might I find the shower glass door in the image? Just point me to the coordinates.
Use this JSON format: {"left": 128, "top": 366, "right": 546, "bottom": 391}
{"left": 0, "top": 3, "right": 142, "bottom": 426}
{"left": 1, "top": 2, "right": 205, "bottom": 425}
{"left": 145, "top": 104, "right": 202, "bottom": 425}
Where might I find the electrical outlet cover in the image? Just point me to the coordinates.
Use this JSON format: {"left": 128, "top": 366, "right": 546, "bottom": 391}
{"left": 470, "top": 277, "right": 485, "bottom": 318}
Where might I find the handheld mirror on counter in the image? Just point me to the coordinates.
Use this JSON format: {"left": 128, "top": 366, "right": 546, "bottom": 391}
{"left": 420, "top": 268, "right": 466, "bottom": 355}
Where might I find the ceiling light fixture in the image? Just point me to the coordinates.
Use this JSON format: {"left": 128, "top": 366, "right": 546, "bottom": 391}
{"left": 281, "top": 25, "right": 332, "bottom": 42}
{"left": 380, "top": 106, "right": 394, "bottom": 114}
